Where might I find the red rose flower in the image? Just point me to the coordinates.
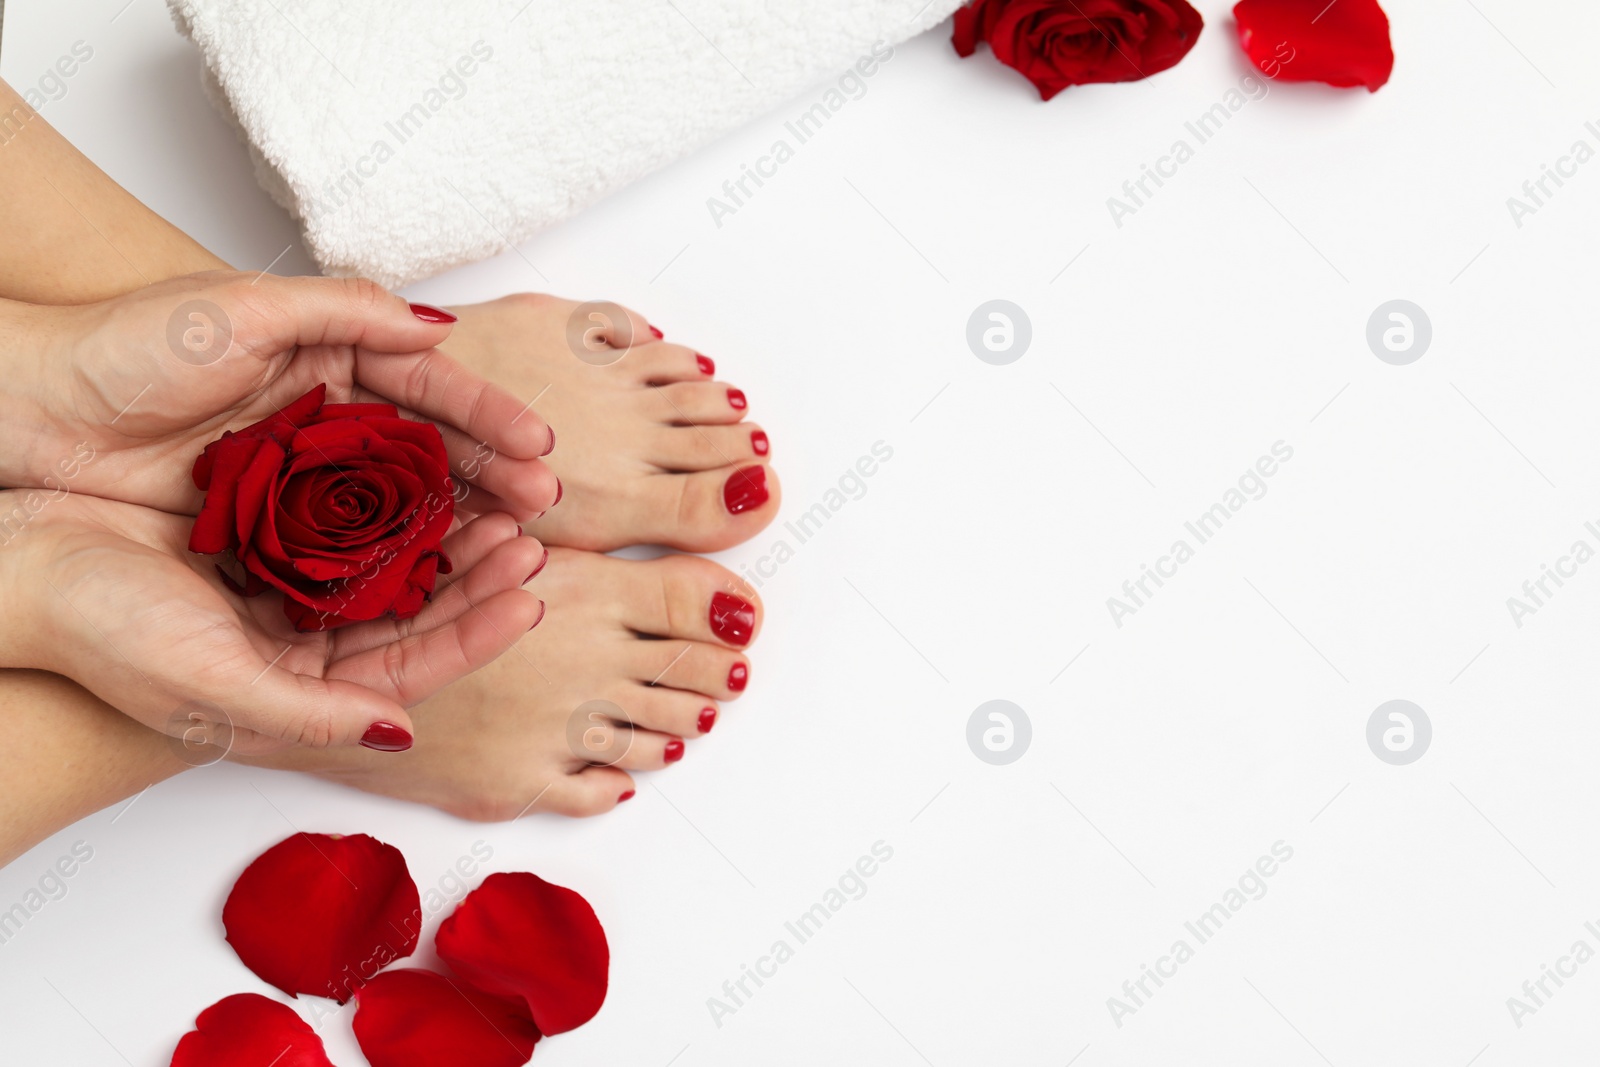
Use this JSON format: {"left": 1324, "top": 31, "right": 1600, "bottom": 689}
{"left": 953, "top": 0, "right": 1204, "bottom": 100}
{"left": 1233, "top": 0, "right": 1393, "bottom": 91}
{"left": 223, "top": 833, "right": 421, "bottom": 1003}
{"left": 189, "top": 383, "right": 455, "bottom": 632}
{"left": 170, "top": 994, "right": 334, "bottom": 1067}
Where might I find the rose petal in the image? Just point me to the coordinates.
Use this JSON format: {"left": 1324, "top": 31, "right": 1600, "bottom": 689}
{"left": 1233, "top": 0, "right": 1393, "bottom": 90}
{"left": 353, "top": 969, "right": 541, "bottom": 1067}
{"left": 435, "top": 872, "right": 609, "bottom": 1035}
{"left": 170, "top": 993, "right": 334, "bottom": 1067}
{"left": 223, "top": 833, "right": 421, "bottom": 1003}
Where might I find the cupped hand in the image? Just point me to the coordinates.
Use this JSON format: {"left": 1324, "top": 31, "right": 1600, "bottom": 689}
{"left": 2, "top": 272, "right": 556, "bottom": 519}
{"left": 0, "top": 490, "right": 546, "bottom": 754}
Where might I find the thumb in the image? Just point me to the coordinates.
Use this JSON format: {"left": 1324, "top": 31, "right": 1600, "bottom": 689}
{"left": 229, "top": 273, "right": 456, "bottom": 358}
{"left": 199, "top": 667, "right": 415, "bottom": 757}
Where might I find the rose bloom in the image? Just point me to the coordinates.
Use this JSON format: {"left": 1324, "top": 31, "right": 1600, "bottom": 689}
{"left": 189, "top": 384, "right": 455, "bottom": 631}
{"left": 953, "top": 0, "right": 1205, "bottom": 100}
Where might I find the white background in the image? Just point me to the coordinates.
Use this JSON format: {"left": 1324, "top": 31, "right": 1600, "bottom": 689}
{"left": 4, "top": 1, "right": 1600, "bottom": 1064}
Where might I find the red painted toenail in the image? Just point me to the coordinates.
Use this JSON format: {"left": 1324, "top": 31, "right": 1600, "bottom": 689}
{"left": 649, "top": 325, "right": 664, "bottom": 340}
{"left": 709, "top": 592, "right": 756, "bottom": 646}
{"left": 525, "top": 546, "right": 549, "bottom": 584}
{"left": 618, "top": 789, "right": 636, "bottom": 803}
{"left": 408, "top": 302, "right": 457, "bottom": 324}
{"left": 727, "top": 388, "right": 747, "bottom": 410}
{"left": 698, "top": 707, "right": 717, "bottom": 734}
{"left": 359, "top": 721, "right": 413, "bottom": 752}
{"left": 750, "top": 430, "right": 769, "bottom": 456}
{"left": 664, "top": 739, "right": 685, "bottom": 763}
{"left": 727, "top": 663, "right": 749, "bottom": 692}
{"left": 722, "top": 466, "right": 769, "bottom": 515}
{"left": 529, "top": 600, "right": 547, "bottom": 630}
{"left": 541, "top": 426, "right": 556, "bottom": 458}
{"left": 697, "top": 354, "right": 715, "bottom": 376}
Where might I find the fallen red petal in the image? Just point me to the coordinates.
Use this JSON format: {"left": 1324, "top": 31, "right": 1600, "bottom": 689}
{"left": 170, "top": 993, "right": 334, "bottom": 1067}
{"left": 353, "top": 968, "right": 541, "bottom": 1067}
{"left": 223, "top": 833, "right": 421, "bottom": 1003}
{"left": 435, "top": 871, "right": 609, "bottom": 1035}
{"left": 1234, "top": 0, "right": 1393, "bottom": 91}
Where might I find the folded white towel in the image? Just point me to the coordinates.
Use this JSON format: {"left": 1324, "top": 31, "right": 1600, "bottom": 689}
{"left": 166, "top": 0, "right": 964, "bottom": 287}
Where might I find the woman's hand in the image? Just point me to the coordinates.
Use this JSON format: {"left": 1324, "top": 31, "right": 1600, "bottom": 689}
{"left": 0, "top": 491, "right": 545, "bottom": 754}
{"left": 0, "top": 272, "right": 557, "bottom": 519}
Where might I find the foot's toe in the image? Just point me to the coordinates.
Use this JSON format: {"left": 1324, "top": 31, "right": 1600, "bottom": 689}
{"left": 650, "top": 381, "right": 751, "bottom": 425}
{"left": 634, "top": 463, "right": 779, "bottom": 551}
{"left": 543, "top": 765, "right": 636, "bottom": 816}
{"left": 621, "top": 554, "right": 764, "bottom": 647}
{"left": 629, "top": 342, "right": 716, "bottom": 385}
{"left": 612, "top": 728, "right": 687, "bottom": 770}
{"left": 649, "top": 423, "right": 771, "bottom": 472}
{"left": 629, "top": 639, "right": 751, "bottom": 700}
{"left": 618, "top": 683, "right": 720, "bottom": 738}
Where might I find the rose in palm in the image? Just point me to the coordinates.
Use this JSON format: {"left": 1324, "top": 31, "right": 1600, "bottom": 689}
{"left": 189, "top": 384, "right": 454, "bottom": 632}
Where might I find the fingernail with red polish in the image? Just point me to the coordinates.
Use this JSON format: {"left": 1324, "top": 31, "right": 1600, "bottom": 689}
{"left": 727, "top": 663, "right": 749, "bottom": 692}
{"left": 541, "top": 427, "right": 556, "bottom": 458}
{"left": 408, "top": 303, "right": 457, "bottom": 324}
{"left": 664, "top": 739, "right": 685, "bottom": 763}
{"left": 723, "top": 466, "right": 769, "bottom": 515}
{"left": 525, "top": 547, "right": 549, "bottom": 584}
{"left": 709, "top": 592, "right": 756, "bottom": 646}
{"left": 727, "top": 388, "right": 747, "bottom": 410}
{"left": 618, "top": 789, "right": 636, "bottom": 803}
{"left": 698, "top": 707, "right": 717, "bottom": 734}
{"left": 515, "top": 524, "right": 523, "bottom": 538}
{"left": 649, "top": 325, "right": 664, "bottom": 340}
{"left": 529, "top": 600, "right": 547, "bottom": 630}
{"left": 697, "top": 354, "right": 715, "bottom": 376}
{"left": 750, "top": 430, "right": 769, "bottom": 456}
{"left": 360, "top": 722, "right": 413, "bottom": 752}
{"left": 552, "top": 478, "right": 564, "bottom": 507}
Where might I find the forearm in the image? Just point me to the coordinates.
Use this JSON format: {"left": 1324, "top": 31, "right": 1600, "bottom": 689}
{"left": 0, "top": 669, "right": 189, "bottom": 868}
{"left": 0, "top": 77, "right": 229, "bottom": 305}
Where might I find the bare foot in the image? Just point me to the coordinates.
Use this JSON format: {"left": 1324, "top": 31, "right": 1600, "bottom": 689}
{"left": 239, "top": 537, "right": 761, "bottom": 818}
{"left": 438, "top": 294, "right": 781, "bottom": 552}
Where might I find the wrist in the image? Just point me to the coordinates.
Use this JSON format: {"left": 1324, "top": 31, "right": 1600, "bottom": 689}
{"left": 0, "top": 489, "right": 70, "bottom": 671}
{"left": 0, "top": 299, "right": 81, "bottom": 491}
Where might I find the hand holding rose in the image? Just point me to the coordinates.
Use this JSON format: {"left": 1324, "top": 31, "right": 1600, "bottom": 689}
{"left": 0, "top": 273, "right": 552, "bottom": 753}
{"left": 0, "top": 271, "right": 558, "bottom": 518}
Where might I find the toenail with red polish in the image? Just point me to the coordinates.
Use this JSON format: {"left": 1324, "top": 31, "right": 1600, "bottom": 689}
{"left": 664, "top": 739, "right": 685, "bottom": 763}
{"left": 408, "top": 303, "right": 457, "bottom": 324}
{"left": 359, "top": 722, "right": 413, "bottom": 752}
{"left": 727, "top": 663, "right": 749, "bottom": 692}
{"left": 698, "top": 707, "right": 717, "bottom": 734}
{"left": 727, "top": 388, "right": 747, "bottom": 410}
{"left": 750, "top": 430, "right": 769, "bottom": 456}
{"left": 541, "top": 427, "right": 556, "bottom": 458}
{"left": 525, "top": 547, "right": 549, "bottom": 584}
{"left": 649, "top": 325, "right": 664, "bottom": 340}
{"left": 709, "top": 592, "right": 756, "bottom": 646}
{"left": 529, "top": 600, "right": 547, "bottom": 630}
{"left": 723, "top": 466, "right": 769, "bottom": 515}
{"left": 618, "top": 789, "right": 636, "bottom": 803}
{"left": 697, "top": 354, "right": 715, "bottom": 376}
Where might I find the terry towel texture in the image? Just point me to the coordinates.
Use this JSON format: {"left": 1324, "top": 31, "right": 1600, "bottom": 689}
{"left": 167, "top": 0, "right": 965, "bottom": 287}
